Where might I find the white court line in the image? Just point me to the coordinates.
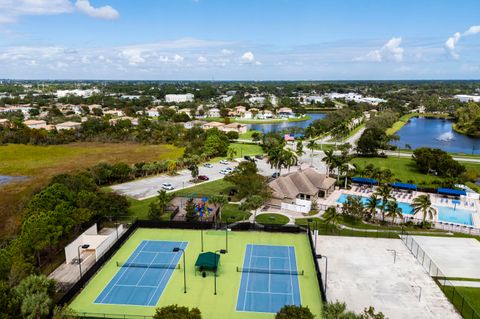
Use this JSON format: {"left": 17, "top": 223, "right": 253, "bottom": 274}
{"left": 246, "top": 290, "right": 293, "bottom": 296}
{"left": 242, "top": 244, "right": 254, "bottom": 311}
{"left": 95, "top": 241, "right": 148, "bottom": 304}
{"left": 287, "top": 247, "right": 295, "bottom": 305}
{"left": 146, "top": 241, "right": 187, "bottom": 306}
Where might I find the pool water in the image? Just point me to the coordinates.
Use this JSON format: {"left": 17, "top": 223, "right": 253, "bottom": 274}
{"left": 336, "top": 193, "right": 474, "bottom": 226}
{"left": 336, "top": 194, "right": 414, "bottom": 215}
{"left": 436, "top": 206, "right": 473, "bottom": 226}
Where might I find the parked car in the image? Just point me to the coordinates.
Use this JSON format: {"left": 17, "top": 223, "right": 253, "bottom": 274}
{"left": 271, "top": 172, "right": 280, "bottom": 178}
{"left": 224, "top": 167, "right": 234, "bottom": 172}
{"left": 198, "top": 175, "right": 209, "bottom": 181}
{"left": 203, "top": 163, "right": 213, "bottom": 168}
{"left": 255, "top": 155, "right": 263, "bottom": 159}
{"left": 161, "top": 183, "right": 174, "bottom": 190}
{"left": 219, "top": 160, "right": 229, "bottom": 165}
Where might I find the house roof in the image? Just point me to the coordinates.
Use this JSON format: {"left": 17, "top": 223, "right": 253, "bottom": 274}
{"left": 204, "top": 121, "right": 225, "bottom": 127}
{"left": 57, "top": 121, "right": 81, "bottom": 127}
{"left": 23, "top": 120, "right": 46, "bottom": 125}
{"left": 269, "top": 168, "right": 335, "bottom": 199}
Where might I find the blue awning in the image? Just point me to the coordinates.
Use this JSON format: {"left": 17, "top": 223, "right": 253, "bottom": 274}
{"left": 437, "top": 188, "right": 466, "bottom": 196}
{"left": 352, "top": 177, "right": 378, "bottom": 185}
{"left": 391, "top": 182, "right": 417, "bottom": 190}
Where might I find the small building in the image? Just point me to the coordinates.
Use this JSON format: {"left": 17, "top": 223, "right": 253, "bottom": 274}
{"left": 207, "top": 108, "right": 221, "bottom": 118}
{"left": 202, "top": 121, "right": 225, "bottom": 130}
{"left": 165, "top": 93, "right": 194, "bottom": 103}
{"left": 278, "top": 107, "right": 294, "bottom": 116}
{"left": 23, "top": 119, "right": 47, "bottom": 129}
{"left": 222, "top": 123, "right": 247, "bottom": 134}
{"left": 103, "top": 109, "right": 125, "bottom": 117}
{"left": 454, "top": 94, "right": 480, "bottom": 103}
{"left": 268, "top": 168, "right": 336, "bottom": 213}
{"left": 109, "top": 117, "right": 138, "bottom": 126}
{"left": 56, "top": 121, "right": 82, "bottom": 131}
{"left": 184, "top": 120, "right": 206, "bottom": 129}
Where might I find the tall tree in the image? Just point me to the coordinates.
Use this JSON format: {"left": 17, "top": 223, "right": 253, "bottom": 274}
{"left": 375, "top": 185, "right": 393, "bottom": 221}
{"left": 365, "top": 194, "right": 380, "bottom": 220}
{"left": 240, "top": 195, "right": 265, "bottom": 225}
{"left": 208, "top": 195, "right": 228, "bottom": 223}
{"left": 148, "top": 190, "right": 174, "bottom": 220}
{"left": 386, "top": 200, "right": 403, "bottom": 224}
{"left": 322, "top": 206, "right": 341, "bottom": 229}
{"left": 412, "top": 194, "right": 436, "bottom": 224}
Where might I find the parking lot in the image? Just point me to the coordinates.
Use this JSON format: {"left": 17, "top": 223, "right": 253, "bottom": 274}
{"left": 111, "top": 160, "right": 239, "bottom": 200}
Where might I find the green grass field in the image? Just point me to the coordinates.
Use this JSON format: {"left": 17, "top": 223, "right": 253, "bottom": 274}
{"left": 0, "top": 143, "right": 183, "bottom": 239}
{"left": 239, "top": 130, "right": 261, "bottom": 141}
{"left": 256, "top": 213, "right": 290, "bottom": 225}
{"left": 69, "top": 228, "right": 322, "bottom": 319}
{"left": 229, "top": 143, "right": 263, "bottom": 158}
{"left": 350, "top": 156, "right": 480, "bottom": 187}
{"left": 441, "top": 286, "right": 480, "bottom": 317}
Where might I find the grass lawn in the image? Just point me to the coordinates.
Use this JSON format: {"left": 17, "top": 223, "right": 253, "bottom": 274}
{"left": 221, "top": 203, "right": 251, "bottom": 223}
{"left": 350, "top": 156, "right": 480, "bottom": 187}
{"left": 174, "top": 179, "right": 235, "bottom": 198}
{"left": 0, "top": 143, "right": 183, "bottom": 239}
{"left": 441, "top": 286, "right": 480, "bottom": 317}
{"left": 256, "top": 213, "right": 290, "bottom": 225}
{"left": 69, "top": 228, "right": 322, "bottom": 319}
{"left": 239, "top": 130, "right": 261, "bottom": 141}
{"left": 229, "top": 142, "right": 263, "bottom": 158}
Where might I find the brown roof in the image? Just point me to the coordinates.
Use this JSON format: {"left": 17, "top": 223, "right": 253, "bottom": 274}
{"left": 269, "top": 168, "right": 335, "bottom": 200}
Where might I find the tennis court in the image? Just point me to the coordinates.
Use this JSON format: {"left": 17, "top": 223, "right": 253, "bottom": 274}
{"left": 236, "top": 244, "right": 302, "bottom": 313}
{"left": 95, "top": 240, "right": 187, "bottom": 306}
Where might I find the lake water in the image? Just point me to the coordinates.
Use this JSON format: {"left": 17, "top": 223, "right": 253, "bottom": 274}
{"left": 394, "top": 117, "right": 480, "bottom": 154}
{"left": 247, "top": 113, "right": 325, "bottom": 134}
{"left": 0, "top": 175, "right": 26, "bottom": 186}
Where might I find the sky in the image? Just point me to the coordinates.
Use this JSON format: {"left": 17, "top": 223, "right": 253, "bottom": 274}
{"left": 0, "top": 0, "right": 479, "bottom": 80}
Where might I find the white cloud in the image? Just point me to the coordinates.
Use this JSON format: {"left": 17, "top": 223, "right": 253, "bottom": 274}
{"left": 121, "top": 48, "right": 145, "bottom": 65}
{"left": 0, "top": 0, "right": 73, "bottom": 23}
{"left": 355, "top": 37, "right": 404, "bottom": 62}
{"left": 240, "top": 51, "right": 255, "bottom": 63}
{"left": 197, "top": 56, "right": 207, "bottom": 63}
{"left": 464, "top": 25, "right": 480, "bottom": 36}
{"left": 445, "top": 25, "right": 480, "bottom": 59}
{"left": 75, "top": 0, "right": 118, "bottom": 20}
{"left": 445, "top": 32, "right": 461, "bottom": 59}
{"left": 221, "top": 49, "right": 233, "bottom": 55}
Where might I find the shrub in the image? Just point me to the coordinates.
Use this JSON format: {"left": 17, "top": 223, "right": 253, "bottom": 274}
{"left": 153, "top": 305, "right": 202, "bottom": 319}
{"left": 276, "top": 305, "right": 315, "bottom": 319}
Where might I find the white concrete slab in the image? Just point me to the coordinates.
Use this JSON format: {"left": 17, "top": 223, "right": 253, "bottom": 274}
{"left": 315, "top": 236, "right": 460, "bottom": 319}
{"left": 411, "top": 236, "right": 480, "bottom": 279}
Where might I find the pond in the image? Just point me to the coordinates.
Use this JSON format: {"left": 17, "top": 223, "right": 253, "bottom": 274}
{"left": 394, "top": 117, "right": 480, "bottom": 154}
{"left": 0, "top": 175, "right": 27, "bottom": 186}
{"left": 246, "top": 113, "right": 325, "bottom": 134}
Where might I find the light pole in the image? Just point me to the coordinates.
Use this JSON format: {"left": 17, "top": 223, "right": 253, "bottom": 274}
{"left": 316, "top": 254, "right": 328, "bottom": 297}
{"left": 77, "top": 244, "right": 90, "bottom": 278}
{"left": 214, "top": 249, "right": 227, "bottom": 295}
{"left": 173, "top": 247, "right": 187, "bottom": 293}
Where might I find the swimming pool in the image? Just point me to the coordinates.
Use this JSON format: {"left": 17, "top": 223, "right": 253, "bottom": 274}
{"left": 336, "top": 193, "right": 474, "bottom": 226}
{"left": 336, "top": 194, "right": 414, "bottom": 215}
{"left": 436, "top": 206, "right": 473, "bottom": 226}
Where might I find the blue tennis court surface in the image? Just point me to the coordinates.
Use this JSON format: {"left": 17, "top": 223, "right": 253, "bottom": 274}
{"left": 236, "top": 244, "right": 301, "bottom": 313}
{"left": 95, "top": 240, "right": 187, "bottom": 306}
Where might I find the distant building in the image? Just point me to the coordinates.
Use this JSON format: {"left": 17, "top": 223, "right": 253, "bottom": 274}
{"left": 56, "top": 89, "right": 99, "bottom": 98}
{"left": 207, "top": 108, "right": 221, "bottom": 118}
{"left": 109, "top": 117, "right": 138, "bottom": 126}
{"left": 306, "top": 95, "right": 325, "bottom": 104}
{"left": 278, "top": 107, "right": 294, "bottom": 117}
{"left": 23, "top": 119, "right": 47, "bottom": 129}
{"left": 222, "top": 123, "right": 247, "bottom": 134}
{"left": 455, "top": 94, "right": 480, "bottom": 103}
{"left": 165, "top": 93, "right": 194, "bottom": 103}
{"left": 202, "top": 121, "right": 225, "bottom": 130}
{"left": 56, "top": 121, "right": 82, "bottom": 130}
{"left": 248, "top": 96, "right": 266, "bottom": 104}
{"left": 103, "top": 109, "right": 125, "bottom": 117}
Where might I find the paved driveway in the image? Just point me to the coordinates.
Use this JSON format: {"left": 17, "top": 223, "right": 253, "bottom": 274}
{"left": 111, "top": 161, "right": 238, "bottom": 200}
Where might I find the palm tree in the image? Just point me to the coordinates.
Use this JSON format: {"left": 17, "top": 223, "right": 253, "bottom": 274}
{"left": 307, "top": 140, "right": 317, "bottom": 166}
{"left": 208, "top": 195, "right": 229, "bottom": 224}
{"left": 365, "top": 194, "right": 380, "bottom": 220}
{"left": 227, "top": 147, "right": 238, "bottom": 160}
{"left": 283, "top": 148, "right": 298, "bottom": 173}
{"left": 322, "top": 149, "right": 336, "bottom": 175}
{"left": 412, "top": 194, "right": 436, "bottom": 224}
{"left": 322, "top": 206, "right": 341, "bottom": 229}
{"left": 386, "top": 200, "right": 403, "bottom": 224}
{"left": 295, "top": 140, "right": 304, "bottom": 157}
{"left": 375, "top": 184, "right": 393, "bottom": 221}
{"left": 240, "top": 195, "right": 265, "bottom": 225}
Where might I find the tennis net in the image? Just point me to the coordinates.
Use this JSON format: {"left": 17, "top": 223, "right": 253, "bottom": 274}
{"left": 236, "top": 266, "right": 304, "bottom": 275}
{"left": 116, "top": 261, "right": 180, "bottom": 269}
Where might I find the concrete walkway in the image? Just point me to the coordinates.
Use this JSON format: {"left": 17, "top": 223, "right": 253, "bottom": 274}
{"left": 444, "top": 280, "right": 480, "bottom": 288}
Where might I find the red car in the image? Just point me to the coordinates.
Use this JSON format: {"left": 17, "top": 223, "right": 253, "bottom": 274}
{"left": 198, "top": 175, "right": 209, "bottom": 181}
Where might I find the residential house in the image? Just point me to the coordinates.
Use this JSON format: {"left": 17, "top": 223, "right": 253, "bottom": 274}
{"left": 278, "top": 107, "right": 294, "bottom": 117}
{"left": 202, "top": 121, "right": 225, "bottom": 130}
{"left": 23, "top": 119, "right": 47, "bottom": 129}
{"left": 109, "top": 117, "right": 138, "bottom": 126}
{"left": 207, "top": 108, "right": 221, "bottom": 118}
{"left": 184, "top": 120, "right": 206, "bottom": 129}
{"left": 222, "top": 123, "right": 247, "bottom": 134}
{"left": 103, "top": 109, "right": 125, "bottom": 117}
{"left": 56, "top": 121, "right": 82, "bottom": 130}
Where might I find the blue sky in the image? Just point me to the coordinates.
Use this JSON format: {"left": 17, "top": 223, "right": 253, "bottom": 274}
{"left": 0, "top": 0, "right": 479, "bottom": 80}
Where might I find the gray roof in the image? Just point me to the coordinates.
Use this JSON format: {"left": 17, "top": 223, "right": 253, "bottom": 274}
{"left": 269, "top": 168, "right": 335, "bottom": 200}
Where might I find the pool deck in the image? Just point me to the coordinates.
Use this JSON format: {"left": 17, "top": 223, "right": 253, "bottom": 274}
{"left": 318, "top": 188, "right": 480, "bottom": 229}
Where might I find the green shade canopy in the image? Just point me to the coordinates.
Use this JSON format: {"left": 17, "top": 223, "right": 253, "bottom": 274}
{"left": 195, "top": 252, "right": 221, "bottom": 271}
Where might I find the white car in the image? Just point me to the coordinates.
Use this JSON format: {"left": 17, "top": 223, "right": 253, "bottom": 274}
{"left": 224, "top": 167, "right": 234, "bottom": 172}
{"left": 219, "top": 160, "right": 229, "bottom": 165}
{"left": 203, "top": 163, "right": 213, "bottom": 168}
{"left": 161, "top": 183, "right": 174, "bottom": 190}
{"left": 219, "top": 169, "right": 229, "bottom": 175}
